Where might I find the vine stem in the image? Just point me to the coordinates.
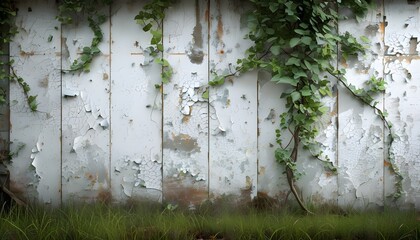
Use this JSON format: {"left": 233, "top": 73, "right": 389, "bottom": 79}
{"left": 328, "top": 69, "right": 404, "bottom": 200}
{"left": 10, "top": 66, "right": 37, "bottom": 111}
{"left": 287, "top": 128, "right": 314, "bottom": 215}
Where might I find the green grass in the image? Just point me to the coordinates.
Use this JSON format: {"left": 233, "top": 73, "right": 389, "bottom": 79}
{"left": 0, "top": 201, "right": 418, "bottom": 240}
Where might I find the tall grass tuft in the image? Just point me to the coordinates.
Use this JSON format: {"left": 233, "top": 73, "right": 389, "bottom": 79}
{"left": 0, "top": 201, "right": 418, "bottom": 239}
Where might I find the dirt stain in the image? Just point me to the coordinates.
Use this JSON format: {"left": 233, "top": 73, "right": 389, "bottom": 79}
{"left": 188, "top": 0, "right": 204, "bottom": 64}
{"left": 164, "top": 178, "right": 208, "bottom": 206}
{"left": 163, "top": 132, "right": 201, "bottom": 153}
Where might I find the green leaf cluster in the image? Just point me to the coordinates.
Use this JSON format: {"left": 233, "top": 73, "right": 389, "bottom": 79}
{"left": 1, "top": 0, "right": 38, "bottom": 111}
{"left": 57, "top": 0, "right": 111, "bottom": 72}
{"left": 230, "top": 0, "right": 402, "bottom": 208}
{"left": 135, "top": 0, "right": 174, "bottom": 85}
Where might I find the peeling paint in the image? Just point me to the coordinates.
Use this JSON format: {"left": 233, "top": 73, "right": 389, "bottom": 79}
{"left": 179, "top": 78, "right": 207, "bottom": 116}
{"left": 7, "top": 0, "right": 420, "bottom": 209}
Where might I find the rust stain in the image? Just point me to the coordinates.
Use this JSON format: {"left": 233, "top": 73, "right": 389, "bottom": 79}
{"left": 164, "top": 179, "right": 208, "bottom": 206}
{"left": 182, "top": 115, "right": 191, "bottom": 124}
{"left": 97, "top": 188, "right": 112, "bottom": 204}
{"left": 258, "top": 166, "right": 266, "bottom": 175}
{"left": 216, "top": 0, "right": 223, "bottom": 41}
{"left": 103, "top": 73, "right": 109, "bottom": 80}
{"left": 378, "top": 22, "right": 385, "bottom": 35}
{"left": 204, "top": 7, "right": 209, "bottom": 22}
{"left": 20, "top": 50, "right": 35, "bottom": 57}
{"left": 85, "top": 172, "right": 97, "bottom": 185}
{"left": 384, "top": 160, "right": 391, "bottom": 167}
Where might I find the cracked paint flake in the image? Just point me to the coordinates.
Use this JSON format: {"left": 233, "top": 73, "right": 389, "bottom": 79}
{"left": 115, "top": 154, "right": 161, "bottom": 197}
{"left": 7, "top": 0, "right": 420, "bottom": 209}
{"left": 179, "top": 76, "right": 208, "bottom": 116}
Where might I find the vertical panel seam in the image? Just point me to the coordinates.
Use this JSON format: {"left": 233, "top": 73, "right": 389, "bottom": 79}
{"left": 207, "top": 0, "right": 211, "bottom": 201}
{"left": 108, "top": 3, "right": 112, "bottom": 196}
{"left": 161, "top": 13, "right": 165, "bottom": 203}
{"left": 335, "top": 1, "right": 340, "bottom": 207}
{"left": 381, "top": 0, "right": 386, "bottom": 208}
{"left": 60, "top": 9, "right": 63, "bottom": 206}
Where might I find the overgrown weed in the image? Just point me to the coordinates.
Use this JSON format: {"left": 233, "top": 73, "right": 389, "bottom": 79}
{"left": 0, "top": 200, "right": 418, "bottom": 239}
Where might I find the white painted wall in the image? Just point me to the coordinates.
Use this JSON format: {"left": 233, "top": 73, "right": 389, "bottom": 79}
{"left": 6, "top": 0, "right": 420, "bottom": 209}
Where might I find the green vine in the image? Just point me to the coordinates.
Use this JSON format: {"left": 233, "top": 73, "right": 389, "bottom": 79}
{"left": 210, "top": 0, "right": 402, "bottom": 213}
{"left": 133, "top": 0, "right": 403, "bottom": 213}
{"left": 134, "top": 0, "right": 174, "bottom": 87}
{"left": 1, "top": 0, "right": 404, "bottom": 212}
{"left": 0, "top": 0, "right": 38, "bottom": 112}
{"left": 57, "top": 0, "right": 111, "bottom": 72}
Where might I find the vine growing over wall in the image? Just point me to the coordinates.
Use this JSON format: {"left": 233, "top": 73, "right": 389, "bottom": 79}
{"left": 0, "top": 0, "right": 38, "bottom": 112}
{"left": 230, "top": 0, "right": 402, "bottom": 212}
{"left": 57, "top": 0, "right": 111, "bottom": 72}
{"left": 138, "top": 0, "right": 402, "bottom": 214}
{"left": 134, "top": 0, "right": 174, "bottom": 87}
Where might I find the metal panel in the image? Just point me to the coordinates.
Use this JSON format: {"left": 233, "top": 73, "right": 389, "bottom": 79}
{"left": 209, "top": 0, "right": 258, "bottom": 200}
{"left": 61, "top": 6, "right": 111, "bottom": 203}
{"left": 9, "top": 0, "right": 61, "bottom": 205}
{"left": 257, "top": 70, "right": 290, "bottom": 202}
{"left": 162, "top": 0, "right": 209, "bottom": 206}
{"left": 110, "top": 0, "right": 162, "bottom": 202}
{"left": 384, "top": 0, "right": 420, "bottom": 209}
{"left": 337, "top": 1, "right": 385, "bottom": 208}
{"left": 3, "top": 0, "right": 420, "bottom": 209}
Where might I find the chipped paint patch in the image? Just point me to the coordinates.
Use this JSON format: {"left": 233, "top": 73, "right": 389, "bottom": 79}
{"left": 180, "top": 78, "right": 208, "bottom": 116}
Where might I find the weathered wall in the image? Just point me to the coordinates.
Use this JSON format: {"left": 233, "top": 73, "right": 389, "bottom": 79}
{"left": 5, "top": 0, "right": 420, "bottom": 209}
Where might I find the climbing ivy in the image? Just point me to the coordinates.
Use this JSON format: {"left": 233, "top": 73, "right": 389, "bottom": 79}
{"left": 0, "top": 0, "right": 38, "bottom": 111}
{"left": 134, "top": 0, "right": 174, "bottom": 87}
{"left": 1, "top": 0, "right": 404, "bottom": 212}
{"left": 134, "top": 0, "right": 402, "bottom": 213}
{"left": 57, "top": 0, "right": 111, "bottom": 72}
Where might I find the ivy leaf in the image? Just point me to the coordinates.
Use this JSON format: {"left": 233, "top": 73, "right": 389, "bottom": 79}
{"left": 290, "top": 38, "right": 301, "bottom": 48}
{"left": 269, "top": 3, "right": 279, "bottom": 12}
{"left": 290, "top": 92, "right": 301, "bottom": 102}
{"left": 143, "top": 23, "right": 153, "bottom": 32}
{"left": 301, "top": 36, "right": 312, "bottom": 45}
{"left": 209, "top": 75, "right": 225, "bottom": 86}
{"left": 360, "top": 35, "right": 370, "bottom": 43}
{"left": 270, "top": 45, "right": 281, "bottom": 56}
{"left": 300, "top": 87, "right": 312, "bottom": 96}
{"left": 286, "top": 57, "right": 300, "bottom": 66}
{"left": 294, "top": 29, "right": 308, "bottom": 35}
{"left": 293, "top": 71, "right": 307, "bottom": 79}
{"left": 271, "top": 74, "right": 298, "bottom": 86}
{"left": 202, "top": 89, "right": 209, "bottom": 99}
